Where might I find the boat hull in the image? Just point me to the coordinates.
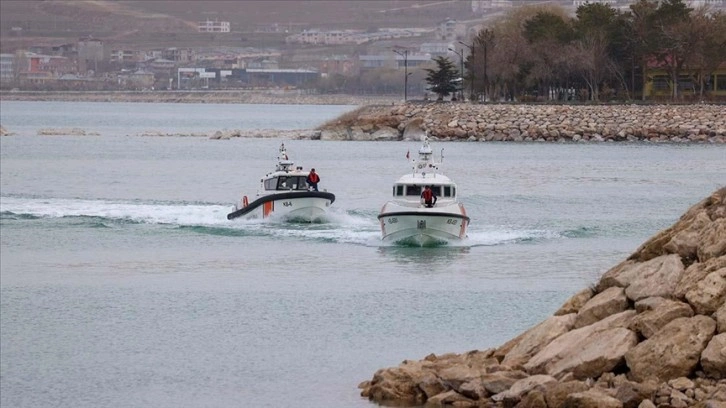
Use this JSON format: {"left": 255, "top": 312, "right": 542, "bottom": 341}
{"left": 378, "top": 203, "right": 469, "bottom": 246}
{"left": 227, "top": 191, "right": 335, "bottom": 222}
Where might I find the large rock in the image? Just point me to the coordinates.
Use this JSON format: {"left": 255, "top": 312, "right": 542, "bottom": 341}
{"left": 561, "top": 388, "right": 624, "bottom": 408}
{"left": 663, "top": 211, "right": 712, "bottom": 260}
{"left": 628, "top": 189, "right": 725, "bottom": 263}
{"left": 685, "top": 268, "right": 726, "bottom": 315}
{"left": 674, "top": 256, "right": 726, "bottom": 299}
{"left": 554, "top": 288, "right": 594, "bottom": 316}
{"left": 524, "top": 311, "right": 637, "bottom": 379}
{"left": 542, "top": 380, "right": 590, "bottom": 408}
{"left": 698, "top": 218, "right": 726, "bottom": 261}
{"left": 501, "top": 314, "right": 577, "bottom": 367}
{"left": 402, "top": 118, "right": 425, "bottom": 141}
{"left": 625, "top": 315, "right": 717, "bottom": 382}
{"left": 716, "top": 302, "right": 726, "bottom": 334}
{"left": 574, "top": 286, "right": 630, "bottom": 329}
{"left": 700, "top": 333, "right": 726, "bottom": 379}
{"left": 627, "top": 255, "right": 686, "bottom": 301}
{"left": 630, "top": 297, "right": 694, "bottom": 339}
{"left": 359, "top": 365, "right": 426, "bottom": 405}
{"left": 480, "top": 370, "right": 529, "bottom": 395}
{"left": 491, "top": 374, "right": 557, "bottom": 403}
{"left": 370, "top": 125, "right": 400, "bottom": 141}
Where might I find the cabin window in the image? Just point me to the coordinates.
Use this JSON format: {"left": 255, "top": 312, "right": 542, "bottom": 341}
{"left": 443, "top": 186, "right": 452, "bottom": 197}
{"left": 406, "top": 185, "right": 422, "bottom": 196}
{"left": 395, "top": 185, "right": 404, "bottom": 196}
{"left": 277, "top": 176, "right": 304, "bottom": 190}
{"left": 265, "top": 178, "right": 277, "bottom": 190}
{"left": 431, "top": 186, "right": 442, "bottom": 197}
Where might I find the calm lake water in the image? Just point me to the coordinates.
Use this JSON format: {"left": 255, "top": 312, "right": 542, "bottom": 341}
{"left": 1, "top": 101, "right": 725, "bottom": 408}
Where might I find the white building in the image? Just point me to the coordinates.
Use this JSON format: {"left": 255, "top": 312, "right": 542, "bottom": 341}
{"left": 572, "top": 0, "right": 617, "bottom": 7}
{"left": 198, "top": 19, "right": 230, "bottom": 33}
{"left": 472, "top": 0, "right": 513, "bottom": 13}
{"left": 0, "top": 53, "right": 14, "bottom": 82}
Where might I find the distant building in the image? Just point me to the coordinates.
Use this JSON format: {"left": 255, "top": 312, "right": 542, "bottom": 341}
{"left": 176, "top": 67, "right": 319, "bottom": 89}
{"left": 573, "top": 0, "right": 617, "bottom": 7}
{"left": 319, "top": 55, "right": 357, "bottom": 76}
{"left": 13, "top": 52, "right": 74, "bottom": 83}
{"left": 286, "top": 28, "right": 420, "bottom": 45}
{"left": 77, "top": 37, "right": 105, "bottom": 73}
{"left": 198, "top": 19, "right": 230, "bottom": 33}
{"left": 0, "top": 53, "right": 14, "bottom": 82}
{"left": 117, "top": 70, "right": 155, "bottom": 89}
{"left": 162, "top": 48, "right": 193, "bottom": 63}
{"left": 420, "top": 43, "right": 454, "bottom": 57}
{"left": 472, "top": 0, "right": 513, "bottom": 13}
{"left": 110, "top": 49, "right": 141, "bottom": 63}
{"left": 686, "top": 0, "right": 725, "bottom": 7}
{"left": 287, "top": 30, "right": 364, "bottom": 45}
{"left": 435, "top": 19, "right": 465, "bottom": 41}
{"left": 359, "top": 53, "right": 432, "bottom": 71}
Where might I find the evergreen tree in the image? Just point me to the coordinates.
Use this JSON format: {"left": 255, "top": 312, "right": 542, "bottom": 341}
{"left": 425, "top": 56, "right": 459, "bottom": 100}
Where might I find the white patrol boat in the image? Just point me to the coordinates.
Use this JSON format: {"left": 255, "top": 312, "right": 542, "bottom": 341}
{"left": 377, "top": 138, "right": 470, "bottom": 246}
{"left": 227, "top": 143, "right": 335, "bottom": 222}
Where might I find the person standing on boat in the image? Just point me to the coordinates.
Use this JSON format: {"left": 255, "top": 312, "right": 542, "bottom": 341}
{"left": 421, "top": 185, "right": 437, "bottom": 208}
{"left": 307, "top": 168, "right": 320, "bottom": 191}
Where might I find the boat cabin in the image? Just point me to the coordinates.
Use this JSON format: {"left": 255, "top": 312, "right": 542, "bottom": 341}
{"left": 391, "top": 183, "right": 456, "bottom": 199}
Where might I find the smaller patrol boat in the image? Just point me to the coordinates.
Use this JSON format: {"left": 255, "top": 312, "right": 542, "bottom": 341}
{"left": 377, "top": 137, "right": 470, "bottom": 246}
{"left": 227, "top": 143, "right": 335, "bottom": 222}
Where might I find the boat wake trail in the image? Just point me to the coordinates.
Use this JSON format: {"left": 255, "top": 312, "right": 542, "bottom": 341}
{"left": 0, "top": 196, "right": 230, "bottom": 226}
{"left": 1, "top": 196, "right": 566, "bottom": 247}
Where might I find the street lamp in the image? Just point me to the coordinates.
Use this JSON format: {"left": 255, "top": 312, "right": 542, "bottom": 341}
{"left": 480, "top": 29, "right": 493, "bottom": 102}
{"left": 449, "top": 47, "right": 464, "bottom": 101}
{"left": 459, "top": 40, "right": 474, "bottom": 102}
{"left": 393, "top": 49, "right": 409, "bottom": 102}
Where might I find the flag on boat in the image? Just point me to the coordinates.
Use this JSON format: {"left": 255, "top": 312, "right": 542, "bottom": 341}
{"left": 406, "top": 150, "right": 410, "bottom": 159}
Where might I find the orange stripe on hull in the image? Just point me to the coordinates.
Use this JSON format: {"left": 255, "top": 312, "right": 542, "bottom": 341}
{"left": 459, "top": 204, "right": 468, "bottom": 238}
{"left": 263, "top": 201, "right": 274, "bottom": 218}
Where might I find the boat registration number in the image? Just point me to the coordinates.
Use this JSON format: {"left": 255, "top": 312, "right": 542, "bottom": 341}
{"left": 282, "top": 201, "right": 293, "bottom": 207}
{"left": 387, "top": 218, "right": 398, "bottom": 223}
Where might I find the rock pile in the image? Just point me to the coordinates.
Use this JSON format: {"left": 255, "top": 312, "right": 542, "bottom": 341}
{"left": 318, "top": 104, "right": 726, "bottom": 143}
{"left": 207, "top": 129, "right": 321, "bottom": 140}
{"left": 37, "top": 128, "right": 100, "bottom": 136}
{"left": 359, "top": 187, "right": 726, "bottom": 408}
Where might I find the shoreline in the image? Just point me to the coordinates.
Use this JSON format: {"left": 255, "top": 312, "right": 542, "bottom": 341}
{"left": 0, "top": 90, "right": 399, "bottom": 106}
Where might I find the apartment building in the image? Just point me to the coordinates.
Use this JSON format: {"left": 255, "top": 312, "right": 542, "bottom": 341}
{"left": 0, "top": 54, "right": 14, "bottom": 82}
{"left": 198, "top": 19, "right": 231, "bottom": 33}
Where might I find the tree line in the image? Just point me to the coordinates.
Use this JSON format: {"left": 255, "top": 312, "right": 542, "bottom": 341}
{"left": 426, "top": 0, "right": 726, "bottom": 102}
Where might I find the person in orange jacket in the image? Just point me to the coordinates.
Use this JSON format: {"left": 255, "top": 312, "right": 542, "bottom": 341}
{"left": 307, "top": 168, "right": 320, "bottom": 191}
{"left": 421, "top": 185, "right": 437, "bottom": 208}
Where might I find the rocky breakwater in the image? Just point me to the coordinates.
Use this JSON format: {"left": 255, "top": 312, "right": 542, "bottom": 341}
{"left": 360, "top": 187, "right": 726, "bottom": 408}
{"left": 318, "top": 104, "right": 726, "bottom": 143}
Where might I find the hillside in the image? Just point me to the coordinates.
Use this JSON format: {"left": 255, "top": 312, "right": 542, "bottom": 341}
{"left": 0, "top": 0, "right": 475, "bottom": 52}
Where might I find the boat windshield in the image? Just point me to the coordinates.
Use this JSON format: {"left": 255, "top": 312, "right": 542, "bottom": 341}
{"left": 264, "top": 176, "right": 310, "bottom": 191}
{"left": 393, "top": 184, "right": 452, "bottom": 198}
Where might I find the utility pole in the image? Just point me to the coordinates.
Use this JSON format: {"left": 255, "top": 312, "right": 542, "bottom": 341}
{"left": 481, "top": 29, "right": 493, "bottom": 103}
{"left": 449, "top": 47, "right": 464, "bottom": 101}
{"left": 459, "top": 40, "right": 474, "bottom": 102}
{"left": 393, "top": 49, "right": 409, "bottom": 102}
